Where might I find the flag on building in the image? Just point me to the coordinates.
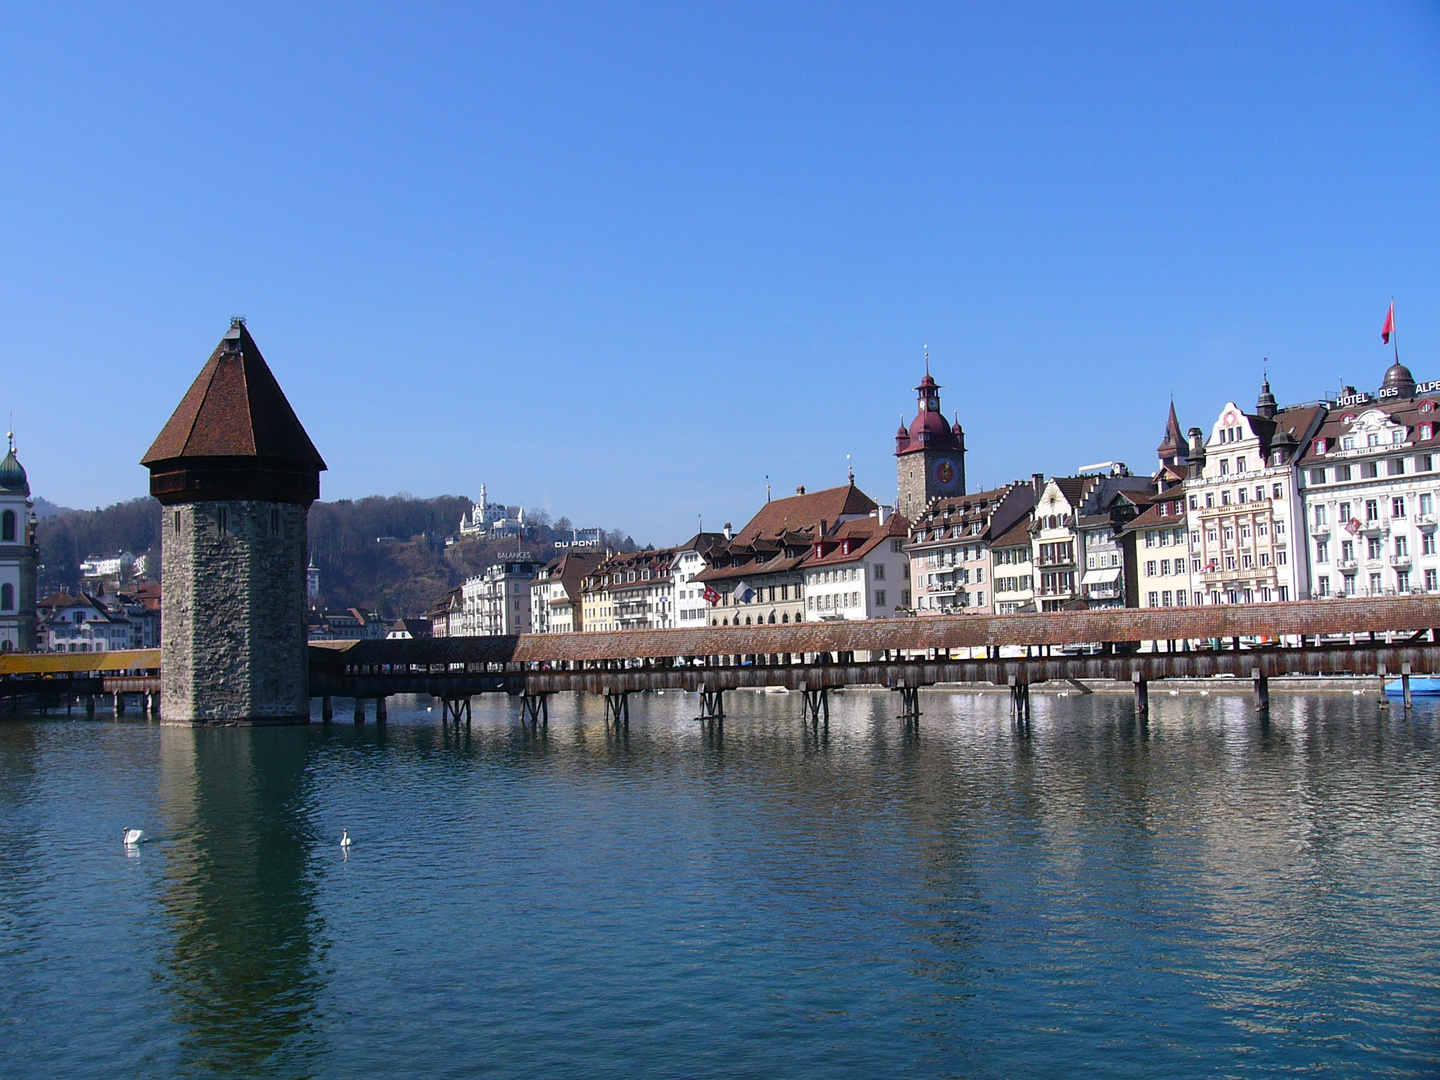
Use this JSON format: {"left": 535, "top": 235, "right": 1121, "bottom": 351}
{"left": 1382, "top": 301, "right": 1395, "bottom": 345}
{"left": 702, "top": 585, "right": 720, "bottom": 605}
{"left": 733, "top": 580, "right": 755, "bottom": 603}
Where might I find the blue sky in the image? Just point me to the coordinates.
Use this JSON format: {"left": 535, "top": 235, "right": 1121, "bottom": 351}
{"left": 4, "top": 2, "right": 1439, "bottom": 542}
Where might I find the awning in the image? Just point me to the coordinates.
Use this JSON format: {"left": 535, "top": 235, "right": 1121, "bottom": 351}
{"left": 1080, "top": 567, "right": 1122, "bottom": 586}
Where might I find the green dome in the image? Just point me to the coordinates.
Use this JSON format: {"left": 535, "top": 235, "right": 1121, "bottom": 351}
{"left": 0, "top": 443, "right": 29, "bottom": 496}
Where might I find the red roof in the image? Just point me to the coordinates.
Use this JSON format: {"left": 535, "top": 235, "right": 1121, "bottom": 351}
{"left": 142, "top": 321, "right": 326, "bottom": 468}
{"left": 733, "top": 483, "right": 877, "bottom": 544}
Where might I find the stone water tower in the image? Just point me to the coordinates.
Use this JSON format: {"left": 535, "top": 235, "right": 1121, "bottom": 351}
{"left": 141, "top": 319, "right": 326, "bottom": 724}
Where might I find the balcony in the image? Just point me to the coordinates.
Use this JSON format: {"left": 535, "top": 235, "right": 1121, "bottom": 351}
{"left": 1417, "top": 514, "right": 1438, "bottom": 531}
{"left": 1309, "top": 521, "right": 1331, "bottom": 536}
{"left": 1336, "top": 558, "right": 1359, "bottom": 572}
{"left": 1360, "top": 519, "right": 1387, "bottom": 536}
{"left": 1390, "top": 554, "right": 1412, "bottom": 569}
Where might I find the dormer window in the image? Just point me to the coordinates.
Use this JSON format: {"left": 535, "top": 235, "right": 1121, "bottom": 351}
{"left": 1423, "top": 401, "right": 1436, "bottom": 413}
{"left": 1314, "top": 438, "right": 1327, "bottom": 454}
{"left": 1423, "top": 423, "right": 1434, "bottom": 441}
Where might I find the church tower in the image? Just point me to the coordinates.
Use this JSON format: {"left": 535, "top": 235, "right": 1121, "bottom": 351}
{"left": 894, "top": 368, "right": 966, "bottom": 521}
{"left": 0, "top": 433, "right": 38, "bottom": 652}
{"left": 141, "top": 319, "right": 326, "bottom": 724}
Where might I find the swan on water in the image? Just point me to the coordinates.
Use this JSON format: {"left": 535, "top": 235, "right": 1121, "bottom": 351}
{"left": 340, "top": 830, "right": 353, "bottom": 848}
{"left": 123, "top": 828, "right": 145, "bottom": 846}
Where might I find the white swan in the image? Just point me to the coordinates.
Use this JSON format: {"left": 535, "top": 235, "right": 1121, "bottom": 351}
{"left": 123, "top": 828, "right": 145, "bottom": 846}
{"left": 340, "top": 830, "right": 353, "bottom": 848}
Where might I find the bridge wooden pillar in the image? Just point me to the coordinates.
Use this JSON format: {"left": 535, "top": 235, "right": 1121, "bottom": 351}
{"left": 603, "top": 690, "right": 629, "bottom": 726}
{"left": 1251, "top": 667, "right": 1269, "bottom": 713}
{"left": 520, "top": 693, "right": 549, "bottom": 728}
{"left": 894, "top": 685, "right": 922, "bottom": 726}
{"left": 375, "top": 696, "right": 388, "bottom": 723}
{"left": 1008, "top": 676, "right": 1030, "bottom": 724}
{"left": 800, "top": 683, "right": 828, "bottom": 724}
{"left": 353, "top": 697, "right": 365, "bottom": 724}
{"left": 114, "top": 692, "right": 125, "bottom": 717}
{"left": 1132, "top": 672, "right": 1149, "bottom": 717}
{"left": 321, "top": 696, "right": 333, "bottom": 723}
{"left": 85, "top": 694, "right": 95, "bottom": 717}
{"left": 1401, "top": 663, "right": 1413, "bottom": 710}
{"left": 695, "top": 683, "right": 724, "bottom": 725}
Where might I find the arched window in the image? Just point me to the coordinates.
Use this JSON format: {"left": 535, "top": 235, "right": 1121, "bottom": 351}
{"left": 1, "top": 510, "right": 14, "bottom": 543}
{"left": 0, "top": 583, "right": 13, "bottom": 611}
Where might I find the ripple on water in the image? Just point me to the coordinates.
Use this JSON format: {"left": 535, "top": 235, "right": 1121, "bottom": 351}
{"left": 0, "top": 691, "right": 1437, "bottom": 1078}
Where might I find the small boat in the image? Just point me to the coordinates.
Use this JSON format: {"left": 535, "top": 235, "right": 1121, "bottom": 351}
{"left": 1384, "top": 677, "right": 1440, "bottom": 696}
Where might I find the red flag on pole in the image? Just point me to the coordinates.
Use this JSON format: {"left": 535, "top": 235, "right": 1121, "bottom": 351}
{"left": 1382, "top": 301, "right": 1395, "bottom": 345}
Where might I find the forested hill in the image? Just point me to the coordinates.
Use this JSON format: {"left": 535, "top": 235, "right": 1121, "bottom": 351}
{"left": 33, "top": 494, "right": 639, "bottom": 618}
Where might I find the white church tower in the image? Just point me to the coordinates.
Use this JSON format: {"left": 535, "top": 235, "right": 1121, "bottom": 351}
{"left": 0, "top": 432, "right": 38, "bottom": 652}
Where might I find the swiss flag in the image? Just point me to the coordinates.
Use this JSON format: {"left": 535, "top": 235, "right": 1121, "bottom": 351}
{"left": 1382, "top": 301, "right": 1395, "bottom": 344}
{"left": 702, "top": 585, "right": 720, "bottom": 606}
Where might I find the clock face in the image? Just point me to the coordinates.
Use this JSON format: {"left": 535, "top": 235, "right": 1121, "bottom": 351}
{"left": 932, "top": 456, "right": 960, "bottom": 493}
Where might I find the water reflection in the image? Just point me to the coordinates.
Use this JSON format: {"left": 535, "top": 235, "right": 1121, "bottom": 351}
{"left": 157, "top": 727, "right": 325, "bottom": 1075}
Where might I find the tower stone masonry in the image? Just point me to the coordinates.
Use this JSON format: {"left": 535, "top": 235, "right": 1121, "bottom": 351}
{"left": 141, "top": 319, "right": 326, "bottom": 724}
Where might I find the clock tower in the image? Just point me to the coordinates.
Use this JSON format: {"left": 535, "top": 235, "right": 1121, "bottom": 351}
{"left": 895, "top": 368, "right": 966, "bottom": 521}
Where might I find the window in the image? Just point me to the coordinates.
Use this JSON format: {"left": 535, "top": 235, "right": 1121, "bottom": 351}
{"left": 1273, "top": 484, "right": 1284, "bottom": 499}
{"left": 1393, "top": 497, "right": 1407, "bottom": 519}
{"left": 1257, "top": 522, "right": 1269, "bottom": 537}
{"left": 174, "top": 510, "right": 182, "bottom": 536}
{"left": 1224, "top": 526, "right": 1235, "bottom": 541}
{"left": 1336, "top": 464, "right": 1352, "bottom": 481}
{"left": 1362, "top": 462, "right": 1379, "bottom": 479}
{"left": 0, "top": 510, "right": 12, "bottom": 543}
{"left": 1235, "top": 457, "right": 1246, "bottom": 473}
{"left": 1277, "top": 550, "right": 1288, "bottom": 565}
{"left": 1422, "top": 424, "right": 1434, "bottom": 441}
{"left": 1343, "top": 575, "right": 1356, "bottom": 595}
{"left": 1423, "top": 494, "right": 1435, "bottom": 516}
{"left": 1339, "top": 502, "right": 1352, "bottom": 522}
{"left": 1368, "top": 538, "right": 1383, "bottom": 560}
{"left": 0, "top": 583, "right": 11, "bottom": 611}
{"left": 1145, "top": 532, "right": 1157, "bottom": 548}
{"left": 1317, "top": 576, "right": 1330, "bottom": 596}
{"left": 1365, "top": 499, "right": 1380, "bottom": 521}
{"left": 1147, "top": 591, "right": 1159, "bottom": 607}
{"left": 874, "top": 590, "right": 886, "bottom": 608}
{"left": 1225, "top": 555, "right": 1236, "bottom": 570}
{"left": 1148, "top": 560, "right": 1159, "bottom": 576}
{"left": 1222, "top": 490, "right": 1232, "bottom": 505}
{"left": 1428, "top": 569, "right": 1438, "bottom": 591}
{"left": 1189, "top": 495, "right": 1198, "bottom": 510}
{"left": 217, "top": 507, "right": 228, "bottom": 535}
{"left": 1316, "top": 540, "right": 1329, "bottom": 563}
{"left": 1219, "top": 459, "right": 1229, "bottom": 475}
{"left": 1370, "top": 573, "right": 1383, "bottom": 594}
{"left": 1238, "top": 488, "right": 1248, "bottom": 504}
{"left": 1191, "top": 530, "right": 1200, "bottom": 546}
{"left": 873, "top": 563, "right": 885, "bottom": 581}
{"left": 1342, "top": 540, "right": 1355, "bottom": 561}
{"left": 1426, "top": 534, "right": 1437, "bottom": 556}
{"left": 1205, "top": 492, "right": 1215, "bottom": 508}
{"left": 1162, "top": 591, "right": 1173, "bottom": 607}
{"left": 1395, "top": 535, "right": 1409, "bottom": 557}
{"left": 1240, "top": 525, "right": 1251, "bottom": 540}
{"left": 1390, "top": 458, "right": 1406, "bottom": 477}
{"left": 1242, "top": 554, "right": 1253, "bottom": 569}
{"left": 1421, "top": 455, "right": 1435, "bottom": 472}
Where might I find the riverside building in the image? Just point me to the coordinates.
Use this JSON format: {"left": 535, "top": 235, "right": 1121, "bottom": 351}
{"left": 1296, "top": 361, "right": 1440, "bottom": 598}
{"left": 460, "top": 557, "right": 541, "bottom": 636}
{"left": 801, "top": 508, "right": 909, "bottom": 620}
{"left": 530, "top": 550, "right": 603, "bottom": 633}
{"left": 1186, "top": 379, "right": 1323, "bottom": 605}
{"left": 1031, "top": 476, "right": 1095, "bottom": 610}
{"left": 990, "top": 517, "right": 1037, "bottom": 614}
{"left": 0, "top": 434, "right": 37, "bottom": 652}
{"left": 905, "top": 481, "right": 1037, "bottom": 614}
{"left": 696, "top": 483, "right": 878, "bottom": 626}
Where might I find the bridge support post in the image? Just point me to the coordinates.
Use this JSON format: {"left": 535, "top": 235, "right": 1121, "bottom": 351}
{"left": 322, "top": 696, "right": 333, "bottom": 723}
{"left": 353, "top": 697, "right": 365, "bottom": 724}
{"left": 146, "top": 692, "right": 156, "bottom": 717}
{"left": 1132, "top": 672, "right": 1149, "bottom": 717}
{"left": 1252, "top": 667, "right": 1269, "bottom": 713}
{"left": 114, "top": 692, "right": 125, "bottom": 717}
{"left": 85, "top": 695, "right": 95, "bottom": 717}
{"left": 1008, "top": 677, "right": 1030, "bottom": 724}
{"left": 520, "top": 693, "right": 549, "bottom": 728}
{"left": 603, "top": 692, "right": 629, "bottom": 727}
{"left": 895, "top": 685, "right": 922, "bottom": 726}
{"left": 1402, "top": 663, "right": 1413, "bottom": 710}
{"left": 801, "top": 685, "right": 829, "bottom": 725}
{"left": 375, "top": 696, "right": 388, "bottom": 723}
{"left": 696, "top": 684, "right": 725, "bottom": 726}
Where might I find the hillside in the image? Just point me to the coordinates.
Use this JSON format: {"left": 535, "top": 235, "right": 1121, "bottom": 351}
{"left": 33, "top": 493, "right": 638, "bottom": 617}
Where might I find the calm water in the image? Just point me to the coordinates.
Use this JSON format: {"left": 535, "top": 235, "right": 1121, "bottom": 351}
{"left": 1, "top": 689, "right": 1438, "bottom": 1079}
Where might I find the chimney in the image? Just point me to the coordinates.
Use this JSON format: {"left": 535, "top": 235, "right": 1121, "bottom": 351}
{"left": 723, "top": 522, "right": 732, "bottom": 540}
{"left": 875, "top": 505, "right": 889, "bottom": 525}
{"left": 795, "top": 485, "right": 806, "bottom": 495}
{"left": 1031, "top": 472, "right": 1044, "bottom": 497}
